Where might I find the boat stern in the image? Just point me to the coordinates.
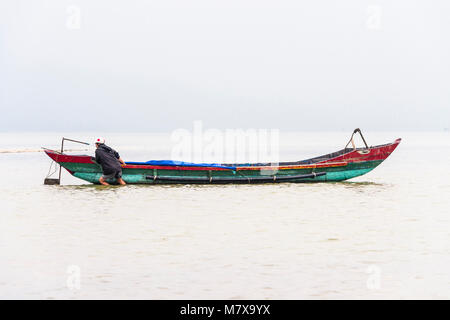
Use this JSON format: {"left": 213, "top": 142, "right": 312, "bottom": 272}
{"left": 43, "top": 148, "right": 101, "bottom": 178}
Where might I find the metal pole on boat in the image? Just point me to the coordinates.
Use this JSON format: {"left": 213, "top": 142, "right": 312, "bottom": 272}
{"left": 57, "top": 138, "right": 90, "bottom": 184}
{"left": 354, "top": 128, "right": 369, "bottom": 149}
{"left": 43, "top": 139, "right": 64, "bottom": 185}
{"left": 57, "top": 137, "right": 64, "bottom": 183}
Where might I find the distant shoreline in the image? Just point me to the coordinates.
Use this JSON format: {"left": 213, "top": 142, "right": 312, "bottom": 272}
{"left": 0, "top": 149, "right": 88, "bottom": 154}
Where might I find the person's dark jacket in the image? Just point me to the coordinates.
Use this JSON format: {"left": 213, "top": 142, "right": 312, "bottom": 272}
{"left": 95, "top": 144, "right": 122, "bottom": 174}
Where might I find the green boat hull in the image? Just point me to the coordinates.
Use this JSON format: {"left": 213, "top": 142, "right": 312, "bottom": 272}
{"left": 66, "top": 159, "right": 382, "bottom": 184}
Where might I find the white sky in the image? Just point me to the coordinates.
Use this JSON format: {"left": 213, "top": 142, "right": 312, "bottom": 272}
{"left": 1, "top": 0, "right": 449, "bottom": 132}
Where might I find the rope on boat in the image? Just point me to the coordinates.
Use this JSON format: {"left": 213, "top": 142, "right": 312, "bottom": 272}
{"left": 45, "top": 159, "right": 59, "bottom": 179}
{"left": 345, "top": 128, "right": 369, "bottom": 150}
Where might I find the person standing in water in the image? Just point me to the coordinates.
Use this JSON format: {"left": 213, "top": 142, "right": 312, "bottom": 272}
{"left": 94, "top": 137, "right": 126, "bottom": 185}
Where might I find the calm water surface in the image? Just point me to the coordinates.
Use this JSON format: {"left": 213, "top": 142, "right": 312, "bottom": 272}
{"left": 1, "top": 131, "right": 449, "bottom": 299}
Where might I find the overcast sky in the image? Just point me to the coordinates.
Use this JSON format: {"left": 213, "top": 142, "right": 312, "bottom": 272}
{"left": 1, "top": 0, "right": 449, "bottom": 132}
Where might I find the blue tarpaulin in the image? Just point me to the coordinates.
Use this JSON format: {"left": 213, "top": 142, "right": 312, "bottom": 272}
{"left": 125, "top": 160, "right": 236, "bottom": 170}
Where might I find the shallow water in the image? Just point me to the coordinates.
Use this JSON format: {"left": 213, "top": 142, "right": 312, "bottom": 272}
{"left": 1, "top": 131, "right": 449, "bottom": 299}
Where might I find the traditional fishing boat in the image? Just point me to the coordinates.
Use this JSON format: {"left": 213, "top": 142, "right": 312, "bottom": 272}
{"left": 43, "top": 129, "right": 400, "bottom": 185}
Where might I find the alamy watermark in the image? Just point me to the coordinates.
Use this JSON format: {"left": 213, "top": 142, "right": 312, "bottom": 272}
{"left": 66, "top": 5, "right": 81, "bottom": 30}
{"left": 171, "top": 121, "right": 280, "bottom": 169}
{"left": 366, "top": 265, "right": 381, "bottom": 290}
{"left": 66, "top": 265, "right": 81, "bottom": 291}
{"left": 366, "top": 5, "right": 382, "bottom": 30}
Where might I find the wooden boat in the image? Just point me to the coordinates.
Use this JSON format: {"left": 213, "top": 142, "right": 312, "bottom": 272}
{"left": 43, "top": 129, "right": 401, "bottom": 185}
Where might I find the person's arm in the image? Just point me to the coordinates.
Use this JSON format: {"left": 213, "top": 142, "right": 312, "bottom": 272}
{"left": 113, "top": 150, "right": 126, "bottom": 166}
